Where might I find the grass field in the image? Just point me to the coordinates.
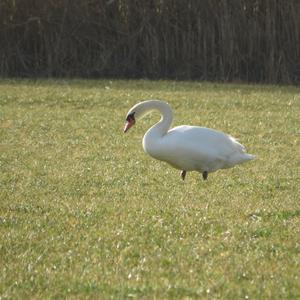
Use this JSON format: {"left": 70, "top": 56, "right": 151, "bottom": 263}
{"left": 0, "top": 79, "right": 299, "bottom": 299}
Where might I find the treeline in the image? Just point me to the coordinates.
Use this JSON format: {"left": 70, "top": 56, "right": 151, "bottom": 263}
{"left": 0, "top": 0, "right": 300, "bottom": 83}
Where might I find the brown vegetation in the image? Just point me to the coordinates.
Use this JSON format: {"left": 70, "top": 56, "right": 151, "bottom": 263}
{"left": 0, "top": 0, "right": 299, "bottom": 83}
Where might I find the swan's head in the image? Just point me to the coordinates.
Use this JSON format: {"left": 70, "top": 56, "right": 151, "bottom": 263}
{"left": 124, "top": 112, "right": 136, "bottom": 133}
{"left": 124, "top": 102, "right": 147, "bottom": 133}
{"left": 124, "top": 100, "right": 165, "bottom": 133}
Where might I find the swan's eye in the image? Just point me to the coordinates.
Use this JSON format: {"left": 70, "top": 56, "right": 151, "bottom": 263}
{"left": 126, "top": 112, "right": 135, "bottom": 123}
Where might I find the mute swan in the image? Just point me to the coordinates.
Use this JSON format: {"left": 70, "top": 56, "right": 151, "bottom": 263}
{"left": 124, "top": 100, "right": 255, "bottom": 181}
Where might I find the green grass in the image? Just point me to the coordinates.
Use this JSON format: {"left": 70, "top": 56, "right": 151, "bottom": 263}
{"left": 0, "top": 79, "right": 299, "bottom": 299}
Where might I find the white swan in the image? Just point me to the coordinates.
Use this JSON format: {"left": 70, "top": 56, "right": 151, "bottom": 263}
{"left": 124, "top": 100, "right": 255, "bottom": 180}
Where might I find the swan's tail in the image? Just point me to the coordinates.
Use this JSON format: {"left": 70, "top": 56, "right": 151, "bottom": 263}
{"left": 234, "top": 153, "right": 256, "bottom": 165}
{"left": 243, "top": 153, "right": 256, "bottom": 161}
{"left": 229, "top": 136, "right": 256, "bottom": 162}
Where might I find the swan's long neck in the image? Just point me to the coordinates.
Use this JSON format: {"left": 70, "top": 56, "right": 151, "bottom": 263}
{"left": 141, "top": 100, "right": 173, "bottom": 137}
{"left": 137, "top": 100, "right": 173, "bottom": 156}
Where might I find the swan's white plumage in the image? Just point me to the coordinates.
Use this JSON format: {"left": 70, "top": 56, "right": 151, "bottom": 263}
{"left": 124, "top": 100, "right": 255, "bottom": 178}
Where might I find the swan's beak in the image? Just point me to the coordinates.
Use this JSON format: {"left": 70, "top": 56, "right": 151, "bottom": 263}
{"left": 124, "top": 120, "right": 135, "bottom": 133}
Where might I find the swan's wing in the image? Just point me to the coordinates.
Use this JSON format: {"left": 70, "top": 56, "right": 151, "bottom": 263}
{"left": 159, "top": 126, "right": 251, "bottom": 171}
{"left": 167, "top": 125, "right": 243, "bottom": 153}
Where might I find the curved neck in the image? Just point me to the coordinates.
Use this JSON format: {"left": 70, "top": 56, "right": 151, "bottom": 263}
{"left": 141, "top": 100, "right": 173, "bottom": 137}
{"left": 137, "top": 100, "right": 173, "bottom": 158}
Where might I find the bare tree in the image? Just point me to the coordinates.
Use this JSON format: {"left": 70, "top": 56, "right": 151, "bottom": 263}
{"left": 0, "top": 0, "right": 299, "bottom": 83}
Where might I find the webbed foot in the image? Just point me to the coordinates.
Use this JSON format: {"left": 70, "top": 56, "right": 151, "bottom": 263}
{"left": 181, "top": 170, "right": 186, "bottom": 181}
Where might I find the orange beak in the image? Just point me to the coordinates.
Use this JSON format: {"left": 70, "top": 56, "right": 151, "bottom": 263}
{"left": 124, "top": 119, "right": 135, "bottom": 133}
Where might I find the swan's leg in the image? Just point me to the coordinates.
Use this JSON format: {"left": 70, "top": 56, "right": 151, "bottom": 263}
{"left": 181, "top": 170, "right": 186, "bottom": 181}
{"left": 202, "top": 171, "right": 208, "bottom": 180}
